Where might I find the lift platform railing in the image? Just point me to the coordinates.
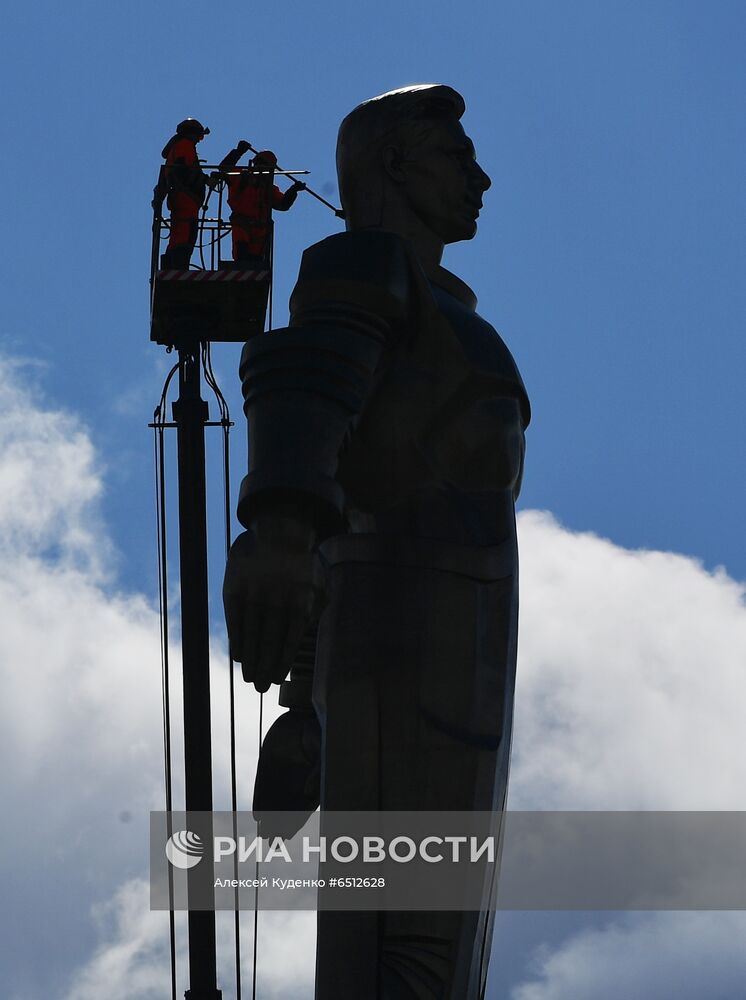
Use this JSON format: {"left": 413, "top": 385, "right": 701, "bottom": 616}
{"left": 149, "top": 164, "right": 309, "bottom": 348}
{"left": 150, "top": 164, "right": 309, "bottom": 285}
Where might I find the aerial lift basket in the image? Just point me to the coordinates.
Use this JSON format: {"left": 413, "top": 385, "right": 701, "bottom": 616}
{"left": 149, "top": 163, "right": 280, "bottom": 347}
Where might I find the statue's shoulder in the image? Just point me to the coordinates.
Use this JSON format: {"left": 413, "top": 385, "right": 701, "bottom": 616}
{"left": 290, "top": 230, "right": 412, "bottom": 322}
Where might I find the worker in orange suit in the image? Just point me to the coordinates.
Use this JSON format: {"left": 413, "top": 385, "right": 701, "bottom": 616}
{"left": 158, "top": 118, "right": 210, "bottom": 268}
{"left": 219, "top": 142, "right": 305, "bottom": 263}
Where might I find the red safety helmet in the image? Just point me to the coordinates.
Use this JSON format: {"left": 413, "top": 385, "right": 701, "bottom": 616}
{"left": 176, "top": 118, "right": 210, "bottom": 138}
{"left": 252, "top": 150, "right": 278, "bottom": 166}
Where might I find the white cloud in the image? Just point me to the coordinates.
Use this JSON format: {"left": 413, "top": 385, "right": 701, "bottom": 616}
{"left": 248, "top": 911, "right": 317, "bottom": 998}
{"left": 0, "top": 361, "right": 160, "bottom": 828}
{"left": 511, "top": 510, "right": 746, "bottom": 810}
{"left": 0, "top": 357, "right": 285, "bottom": 998}
{"left": 64, "top": 881, "right": 316, "bottom": 1000}
{"left": 0, "top": 358, "right": 167, "bottom": 996}
{"left": 0, "top": 357, "right": 105, "bottom": 568}
{"left": 64, "top": 880, "right": 175, "bottom": 1000}
{"left": 506, "top": 511, "right": 746, "bottom": 1000}
{"left": 510, "top": 912, "right": 746, "bottom": 1000}
{"left": 2, "top": 358, "right": 745, "bottom": 999}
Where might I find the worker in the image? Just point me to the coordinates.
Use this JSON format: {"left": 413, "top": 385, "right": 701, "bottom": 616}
{"left": 219, "top": 142, "right": 305, "bottom": 263}
{"left": 158, "top": 118, "right": 210, "bottom": 268}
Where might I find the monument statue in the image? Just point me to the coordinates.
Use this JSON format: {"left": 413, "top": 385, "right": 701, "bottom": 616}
{"left": 224, "top": 84, "right": 530, "bottom": 999}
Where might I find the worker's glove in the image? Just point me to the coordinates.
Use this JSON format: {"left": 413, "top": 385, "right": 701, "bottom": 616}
{"left": 291, "top": 180, "right": 307, "bottom": 191}
{"left": 236, "top": 139, "right": 251, "bottom": 155}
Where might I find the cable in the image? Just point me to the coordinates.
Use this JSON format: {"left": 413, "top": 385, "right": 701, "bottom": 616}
{"left": 152, "top": 362, "right": 180, "bottom": 1000}
{"left": 154, "top": 428, "right": 176, "bottom": 1000}
{"left": 267, "top": 225, "right": 274, "bottom": 342}
{"left": 198, "top": 202, "right": 208, "bottom": 271}
{"left": 223, "top": 408, "right": 242, "bottom": 1000}
{"left": 252, "top": 694, "right": 264, "bottom": 1000}
{"left": 247, "top": 207, "right": 276, "bottom": 1000}
{"left": 217, "top": 179, "right": 225, "bottom": 269}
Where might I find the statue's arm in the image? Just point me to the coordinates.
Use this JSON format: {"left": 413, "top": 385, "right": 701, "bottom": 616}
{"left": 223, "top": 231, "right": 411, "bottom": 691}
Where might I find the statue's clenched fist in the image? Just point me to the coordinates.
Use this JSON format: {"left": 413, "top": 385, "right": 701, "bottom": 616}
{"left": 222, "top": 516, "right": 327, "bottom": 692}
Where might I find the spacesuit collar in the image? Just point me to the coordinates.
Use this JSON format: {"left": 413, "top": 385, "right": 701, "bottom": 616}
{"left": 423, "top": 262, "right": 478, "bottom": 311}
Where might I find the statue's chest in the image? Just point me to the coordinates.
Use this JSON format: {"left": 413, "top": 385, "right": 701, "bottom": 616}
{"left": 339, "top": 284, "right": 530, "bottom": 507}
{"left": 429, "top": 286, "right": 528, "bottom": 400}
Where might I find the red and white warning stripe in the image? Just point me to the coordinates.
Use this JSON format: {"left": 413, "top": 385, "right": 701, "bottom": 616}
{"left": 157, "top": 269, "right": 269, "bottom": 282}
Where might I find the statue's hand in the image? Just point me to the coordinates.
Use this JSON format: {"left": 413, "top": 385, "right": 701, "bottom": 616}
{"left": 223, "top": 518, "right": 326, "bottom": 692}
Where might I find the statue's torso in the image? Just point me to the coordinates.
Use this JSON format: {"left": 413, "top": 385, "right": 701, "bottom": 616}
{"left": 238, "top": 230, "right": 530, "bottom": 557}
{"left": 341, "top": 269, "right": 530, "bottom": 549}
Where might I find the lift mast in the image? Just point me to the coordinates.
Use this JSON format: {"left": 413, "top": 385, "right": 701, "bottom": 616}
{"left": 151, "top": 161, "right": 272, "bottom": 998}
{"left": 150, "top": 146, "right": 342, "bottom": 999}
{"left": 174, "top": 347, "right": 221, "bottom": 1000}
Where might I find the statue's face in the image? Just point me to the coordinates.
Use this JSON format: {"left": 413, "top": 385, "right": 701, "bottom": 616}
{"left": 399, "top": 120, "right": 491, "bottom": 244}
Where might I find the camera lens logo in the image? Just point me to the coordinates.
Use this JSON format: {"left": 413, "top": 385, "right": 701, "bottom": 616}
{"left": 165, "top": 830, "right": 204, "bottom": 870}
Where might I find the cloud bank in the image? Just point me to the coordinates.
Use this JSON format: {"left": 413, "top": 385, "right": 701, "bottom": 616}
{"left": 504, "top": 511, "right": 746, "bottom": 999}
{"left": 510, "top": 912, "right": 746, "bottom": 1000}
{"left": 1, "top": 357, "right": 744, "bottom": 999}
{"left": 0, "top": 357, "right": 279, "bottom": 999}
{"left": 512, "top": 509, "right": 746, "bottom": 810}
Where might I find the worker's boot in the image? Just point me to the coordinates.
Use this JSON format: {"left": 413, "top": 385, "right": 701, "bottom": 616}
{"left": 167, "top": 245, "right": 192, "bottom": 269}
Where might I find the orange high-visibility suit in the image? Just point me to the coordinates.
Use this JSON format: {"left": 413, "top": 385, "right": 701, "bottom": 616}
{"left": 160, "top": 135, "right": 206, "bottom": 266}
{"left": 219, "top": 147, "right": 300, "bottom": 262}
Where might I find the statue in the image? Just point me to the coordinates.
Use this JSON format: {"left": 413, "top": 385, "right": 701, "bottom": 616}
{"left": 223, "top": 84, "right": 530, "bottom": 999}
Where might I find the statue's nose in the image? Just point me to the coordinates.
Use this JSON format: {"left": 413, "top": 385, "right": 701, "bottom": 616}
{"left": 475, "top": 163, "right": 492, "bottom": 192}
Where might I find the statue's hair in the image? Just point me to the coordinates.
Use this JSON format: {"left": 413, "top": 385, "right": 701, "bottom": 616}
{"left": 336, "top": 84, "right": 465, "bottom": 229}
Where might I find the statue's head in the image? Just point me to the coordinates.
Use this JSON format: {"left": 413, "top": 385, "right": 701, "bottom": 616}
{"left": 336, "top": 84, "right": 491, "bottom": 246}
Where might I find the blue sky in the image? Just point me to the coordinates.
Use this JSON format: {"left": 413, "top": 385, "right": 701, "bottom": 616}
{"left": 2, "top": 0, "right": 744, "bottom": 584}
{"left": 0, "top": 1, "right": 745, "bottom": 998}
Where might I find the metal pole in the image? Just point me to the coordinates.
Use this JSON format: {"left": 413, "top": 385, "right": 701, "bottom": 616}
{"left": 173, "top": 348, "right": 222, "bottom": 1000}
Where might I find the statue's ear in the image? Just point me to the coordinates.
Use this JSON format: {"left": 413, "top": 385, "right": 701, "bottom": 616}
{"left": 382, "top": 144, "right": 406, "bottom": 184}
